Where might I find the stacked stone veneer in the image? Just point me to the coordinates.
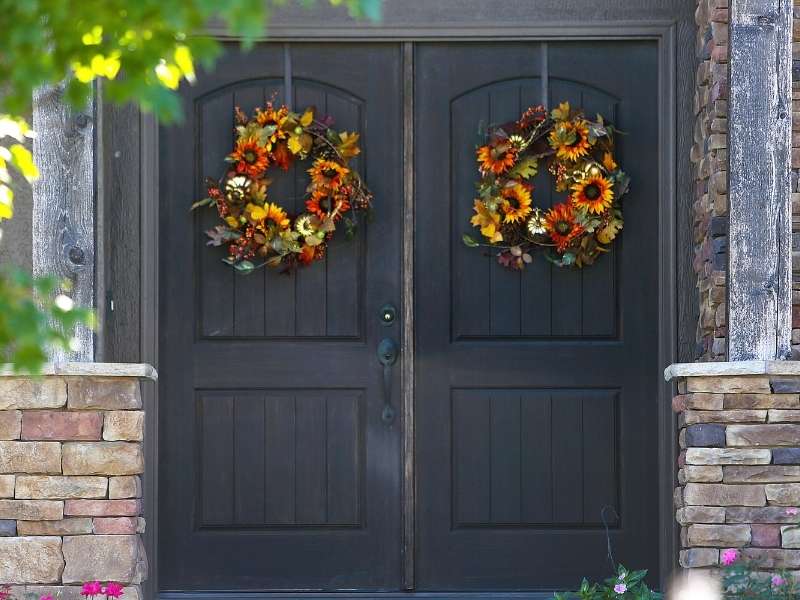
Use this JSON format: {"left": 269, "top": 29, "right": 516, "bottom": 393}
{"left": 0, "top": 375, "right": 148, "bottom": 599}
{"left": 673, "top": 372, "right": 800, "bottom": 572}
{"left": 693, "top": 0, "right": 800, "bottom": 361}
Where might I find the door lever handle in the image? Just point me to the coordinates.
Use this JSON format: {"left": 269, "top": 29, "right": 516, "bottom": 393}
{"left": 378, "top": 338, "right": 399, "bottom": 424}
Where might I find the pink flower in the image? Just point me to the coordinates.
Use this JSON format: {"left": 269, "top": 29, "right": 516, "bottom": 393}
{"left": 0, "top": 586, "right": 11, "bottom": 600}
{"left": 613, "top": 583, "right": 627, "bottom": 594}
{"left": 787, "top": 508, "right": 799, "bottom": 516}
{"left": 82, "top": 581, "right": 103, "bottom": 597}
{"left": 721, "top": 548, "right": 739, "bottom": 566}
{"left": 41, "top": 595, "right": 54, "bottom": 600}
{"left": 772, "top": 575, "right": 786, "bottom": 587}
{"left": 103, "top": 583, "right": 124, "bottom": 599}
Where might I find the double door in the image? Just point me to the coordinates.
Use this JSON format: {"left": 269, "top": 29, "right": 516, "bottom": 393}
{"left": 159, "top": 41, "right": 659, "bottom": 594}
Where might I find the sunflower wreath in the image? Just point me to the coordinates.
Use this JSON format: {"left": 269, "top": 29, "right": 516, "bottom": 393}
{"left": 463, "top": 101, "right": 630, "bottom": 270}
{"left": 192, "top": 100, "right": 372, "bottom": 273}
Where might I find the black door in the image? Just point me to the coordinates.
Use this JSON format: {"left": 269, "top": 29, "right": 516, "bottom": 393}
{"left": 415, "top": 42, "right": 660, "bottom": 590}
{"left": 159, "top": 44, "right": 403, "bottom": 591}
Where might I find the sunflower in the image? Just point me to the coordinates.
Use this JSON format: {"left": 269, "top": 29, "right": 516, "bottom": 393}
{"left": 544, "top": 202, "right": 584, "bottom": 253}
{"left": 308, "top": 159, "right": 350, "bottom": 192}
{"left": 477, "top": 143, "right": 518, "bottom": 175}
{"left": 261, "top": 203, "right": 290, "bottom": 231}
{"left": 306, "top": 191, "right": 351, "bottom": 220}
{"left": 500, "top": 183, "right": 533, "bottom": 224}
{"left": 255, "top": 104, "right": 290, "bottom": 145}
{"left": 229, "top": 137, "right": 269, "bottom": 178}
{"left": 571, "top": 175, "right": 614, "bottom": 215}
{"left": 470, "top": 200, "right": 503, "bottom": 243}
{"left": 548, "top": 120, "right": 592, "bottom": 162}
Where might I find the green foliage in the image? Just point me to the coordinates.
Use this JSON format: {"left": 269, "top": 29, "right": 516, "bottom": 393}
{"left": 553, "top": 565, "right": 661, "bottom": 600}
{"left": 0, "top": 0, "right": 381, "bottom": 372}
{"left": 0, "top": 269, "right": 94, "bottom": 374}
{"left": 722, "top": 554, "right": 799, "bottom": 599}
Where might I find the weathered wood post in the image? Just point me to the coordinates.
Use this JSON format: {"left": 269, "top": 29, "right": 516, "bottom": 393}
{"left": 31, "top": 85, "right": 95, "bottom": 361}
{"left": 727, "top": 0, "right": 793, "bottom": 361}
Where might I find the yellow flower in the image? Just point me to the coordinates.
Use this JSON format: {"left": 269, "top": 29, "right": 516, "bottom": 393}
{"left": 500, "top": 183, "right": 533, "bottom": 224}
{"left": 549, "top": 120, "right": 591, "bottom": 162}
{"left": 470, "top": 200, "right": 503, "bottom": 243}
{"left": 263, "top": 203, "right": 290, "bottom": 230}
{"left": 571, "top": 175, "right": 614, "bottom": 215}
{"left": 602, "top": 152, "right": 618, "bottom": 172}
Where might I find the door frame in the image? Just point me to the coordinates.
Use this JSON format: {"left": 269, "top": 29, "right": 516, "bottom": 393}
{"left": 132, "top": 20, "right": 680, "bottom": 600}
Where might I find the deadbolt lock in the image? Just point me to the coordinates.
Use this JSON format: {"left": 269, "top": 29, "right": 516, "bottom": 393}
{"left": 380, "top": 304, "right": 397, "bottom": 326}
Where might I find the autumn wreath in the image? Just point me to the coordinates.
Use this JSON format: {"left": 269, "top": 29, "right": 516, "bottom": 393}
{"left": 193, "top": 100, "right": 372, "bottom": 273}
{"left": 463, "top": 102, "right": 629, "bottom": 270}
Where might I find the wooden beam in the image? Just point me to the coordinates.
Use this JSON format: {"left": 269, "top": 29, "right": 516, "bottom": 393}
{"left": 727, "top": 0, "right": 792, "bottom": 360}
{"left": 31, "top": 85, "right": 95, "bottom": 362}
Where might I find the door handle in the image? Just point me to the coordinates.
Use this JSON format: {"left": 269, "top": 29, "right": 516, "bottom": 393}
{"left": 378, "top": 338, "right": 399, "bottom": 424}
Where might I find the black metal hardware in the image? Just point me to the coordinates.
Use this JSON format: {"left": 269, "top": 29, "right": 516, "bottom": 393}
{"left": 379, "top": 304, "right": 397, "bottom": 326}
{"left": 378, "top": 338, "right": 399, "bottom": 424}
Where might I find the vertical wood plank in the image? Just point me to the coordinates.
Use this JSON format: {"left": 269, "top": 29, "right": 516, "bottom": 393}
{"left": 728, "top": 0, "right": 793, "bottom": 360}
{"left": 551, "top": 393, "right": 583, "bottom": 524}
{"left": 453, "top": 390, "right": 491, "bottom": 524}
{"left": 582, "top": 393, "right": 617, "bottom": 525}
{"left": 264, "top": 395, "right": 296, "bottom": 524}
{"left": 234, "top": 394, "right": 266, "bottom": 524}
{"left": 490, "top": 392, "right": 521, "bottom": 523}
{"left": 32, "top": 85, "right": 95, "bottom": 360}
{"left": 488, "top": 86, "right": 522, "bottom": 336}
{"left": 232, "top": 86, "right": 267, "bottom": 337}
{"left": 294, "top": 84, "right": 328, "bottom": 337}
{"left": 326, "top": 393, "right": 359, "bottom": 524}
{"left": 521, "top": 392, "right": 552, "bottom": 523}
{"left": 452, "top": 93, "right": 492, "bottom": 338}
{"left": 199, "top": 92, "right": 235, "bottom": 337}
{"left": 201, "top": 394, "right": 234, "bottom": 524}
{"left": 294, "top": 394, "right": 327, "bottom": 524}
{"left": 324, "top": 93, "right": 361, "bottom": 338}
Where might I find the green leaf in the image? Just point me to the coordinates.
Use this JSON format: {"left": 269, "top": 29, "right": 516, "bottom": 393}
{"left": 462, "top": 234, "right": 480, "bottom": 248}
{"left": 508, "top": 155, "right": 538, "bottom": 179}
{"left": 234, "top": 260, "right": 255, "bottom": 274}
{"left": 191, "top": 197, "right": 214, "bottom": 210}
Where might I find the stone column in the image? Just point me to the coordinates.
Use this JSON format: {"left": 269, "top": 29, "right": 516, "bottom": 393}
{"left": 0, "top": 364, "right": 156, "bottom": 599}
{"left": 667, "top": 362, "right": 800, "bottom": 574}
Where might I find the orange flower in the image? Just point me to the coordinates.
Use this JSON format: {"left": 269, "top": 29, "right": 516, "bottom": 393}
{"left": 500, "top": 183, "right": 533, "bottom": 224}
{"left": 308, "top": 159, "right": 350, "bottom": 193}
{"left": 273, "top": 142, "right": 293, "bottom": 171}
{"left": 229, "top": 136, "right": 269, "bottom": 178}
{"left": 255, "top": 104, "right": 290, "bottom": 143}
{"left": 306, "top": 191, "right": 351, "bottom": 220}
{"left": 571, "top": 175, "right": 614, "bottom": 215}
{"left": 544, "top": 202, "right": 584, "bottom": 253}
{"left": 298, "top": 244, "right": 324, "bottom": 265}
{"left": 549, "top": 120, "right": 591, "bottom": 162}
{"left": 477, "top": 143, "right": 518, "bottom": 175}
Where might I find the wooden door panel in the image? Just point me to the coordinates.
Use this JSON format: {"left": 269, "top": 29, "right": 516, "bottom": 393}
{"left": 196, "top": 81, "right": 364, "bottom": 340}
{"left": 415, "top": 41, "right": 660, "bottom": 590}
{"left": 451, "top": 79, "right": 618, "bottom": 340}
{"left": 452, "top": 388, "right": 618, "bottom": 527}
{"left": 160, "top": 43, "right": 403, "bottom": 592}
{"left": 197, "top": 390, "right": 362, "bottom": 528}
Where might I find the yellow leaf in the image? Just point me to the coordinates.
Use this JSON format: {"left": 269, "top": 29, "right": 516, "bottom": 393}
{"left": 174, "top": 45, "right": 195, "bottom": 84}
{"left": 225, "top": 216, "right": 239, "bottom": 228}
{"left": 155, "top": 61, "right": 182, "bottom": 90}
{"left": 0, "top": 185, "right": 13, "bottom": 220}
{"left": 551, "top": 101, "right": 571, "bottom": 122}
{"left": 287, "top": 135, "right": 303, "bottom": 155}
{"left": 81, "top": 25, "right": 103, "bottom": 46}
{"left": 338, "top": 131, "right": 361, "bottom": 159}
{"left": 9, "top": 144, "right": 38, "bottom": 181}
{"left": 300, "top": 108, "right": 314, "bottom": 127}
{"left": 72, "top": 62, "right": 95, "bottom": 83}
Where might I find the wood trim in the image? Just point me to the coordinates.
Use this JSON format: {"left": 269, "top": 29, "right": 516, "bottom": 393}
{"left": 727, "top": 0, "right": 793, "bottom": 360}
{"left": 132, "top": 24, "right": 683, "bottom": 597}
{"left": 401, "top": 41, "right": 416, "bottom": 592}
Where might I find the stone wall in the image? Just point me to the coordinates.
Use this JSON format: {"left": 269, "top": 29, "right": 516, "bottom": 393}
{"left": 0, "top": 370, "right": 153, "bottom": 599}
{"left": 692, "top": 0, "right": 800, "bottom": 361}
{"left": 671, "top": 368, "right": 800, "bottom": 574}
